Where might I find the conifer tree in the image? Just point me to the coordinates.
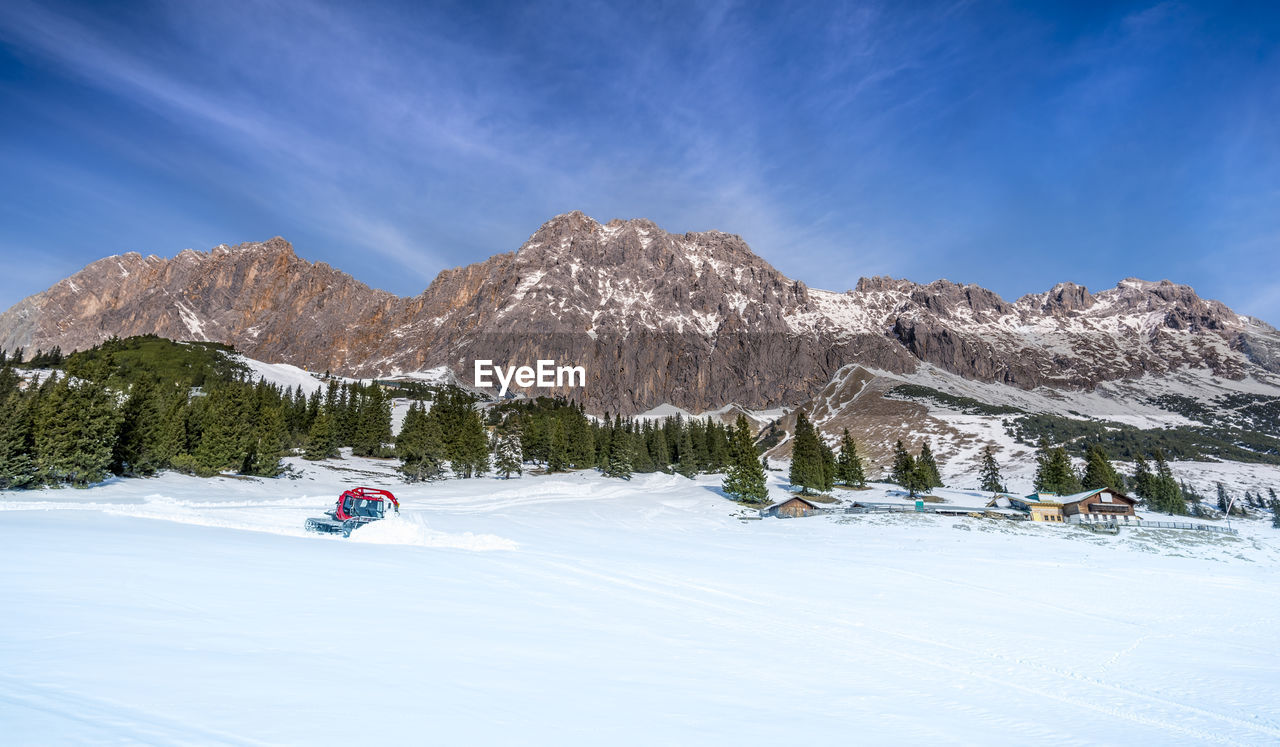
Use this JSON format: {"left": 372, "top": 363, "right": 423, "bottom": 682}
{"left": 788, "top": 412, "right": 824, "bottom": 493}
{"left": 834, "top": 429, "right": 866, "bottom": 488}
{"left": 34, "top": 377, "right": 121, "bottom": 486}
{"left": 631, "top": 427, "right": 655, "bottom": 473}
{"left": 722, "top": 415, "right": 769, "bottom": 504}
{"left": 285, "top": 386, "right": 307, "bottom": 436}
{"left": 0, "top": 363, "right": 19, "bottom": 401}
{"left": 522, "top": 415, "right": 547, "bottom": 465}
{"left": 688, "top": 419, "right": 711, "bottom": 472}
{"left": 1131, "top": 455, "right": 1155, "bottom": 504}
{"left": 454, "top": 406, "right": 490, "bottom": 478}
{"left": 649, "top": 428, "right": 670, "bottom": 472}
{"left": 1034, "top": 439, "right": 1080, "bottom": 495}
{"left": 244, "top": 403, "right": 288, "bottom": 476}
{"left": 305, "top": 388, "right": 322, "bottom": 428}
{"left": 978, "top": 445, "right": 1005, "bottom": 493}
{"left": 351, "top": 384, "right": 393, "bottom": 457}
{"left": 603, "top": 429, "right": 634, "bottom": 479}
{"left": 547, "top": 419, "right": 569, "bottom": 473}
{"left": 890, "top": 440, "right": 915, "bottom": 489}
{"left": 567, "top": 415, "right": 595, "bottom": 469}
{"left": 675, "top": 424, "right": 698, "bottom": 478}
{"left": 323, "top": 379, "right": 340, "bottom": 414}
{"left": 818, "top": 439, "right": 836, "bottom": 491}
{"left": 158, "top": 390, "right": 192, "bottom": 466}
{"left": 0, "top": 393, "right": 38, "bottom": 489}
{"left": 1181, "top": 479, "right": 1205, "bottom": 517}
{"left": 917, "top": 441, "right": 943, "bottom": 489}
{"left": 493, "top": 429, "right": 523, "bottom": 479}
{"left": 112, "top": 380, "right": 166, "bottom": 477}
{"left": 338, "top": 384, "right": 360, "bottom": 447}
{"left": 191, "top": 385, "right": 248, "bottom": 475}
{"left": 303, "top": 411, "right": 339, "bottom": 461}
{"left": 706, "top": 422, "right": 731, "bottom": 472}
{"left": 396, "top": 403, "right": 446, "bottom": 481}
{"left": 888, "top": 441, "right": 930, "bottom": 497}
{"left": 664, "top": 417, "right": 683, "bottom": 463}
{"left": 1152, "top": 450, "right": 1187, "bottom": 515}
{"left": 593, "top": 419, "right": 612, "bottom": 469}
{"left": 1082, "top": 444, "right": 1121, "bottom": 491}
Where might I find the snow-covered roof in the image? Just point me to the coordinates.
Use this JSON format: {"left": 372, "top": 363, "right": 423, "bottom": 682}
{"left": 1032, "top": 488, "right": 1136, "bottom": 506}
{"left": 1052, "top": 489, "right": 1101, "bottom": 504}
{"left": 986, "top": 493, "right": 1031, "bottom": 508}
{"left": 765, "top": 495, "right": 820, "bottom": 511}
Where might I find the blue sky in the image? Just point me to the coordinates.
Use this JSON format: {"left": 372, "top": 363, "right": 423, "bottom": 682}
{"left": 1, "top": 0, "right": 1278, "bottom": 322}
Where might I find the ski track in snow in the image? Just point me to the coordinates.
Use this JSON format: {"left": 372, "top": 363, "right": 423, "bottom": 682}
{"left": 2, "top": 454, "right": 1279, "bottom": 744}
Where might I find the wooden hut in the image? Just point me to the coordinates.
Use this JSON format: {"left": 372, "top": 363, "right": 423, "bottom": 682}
{"left": 990, "top": 489, "right": 1137, "bottom": 524}
{"left": 763, "top": 495, "right": 821, "bottom": 518}
{"left": 1057, "top": 488, "right": 1138, "bottom": 522}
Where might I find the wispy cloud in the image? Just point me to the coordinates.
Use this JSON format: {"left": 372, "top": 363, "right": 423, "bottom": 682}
{"left": 0, "top": 0, "right": 1277, "bottom": 324}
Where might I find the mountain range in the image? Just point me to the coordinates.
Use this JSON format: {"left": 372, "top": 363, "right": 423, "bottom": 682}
{"left": 4, "top": 210, "right": 1280, "bottom": 470}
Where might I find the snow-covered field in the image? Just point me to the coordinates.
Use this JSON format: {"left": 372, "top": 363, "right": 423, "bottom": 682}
{"left": 3, "top": 458, "right": 1279, "bottom": 744}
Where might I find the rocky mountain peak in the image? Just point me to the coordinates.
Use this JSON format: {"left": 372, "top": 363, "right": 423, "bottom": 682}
{"left": 2, "top": 213, "right": 1277, "bottom": 414}
{"left": 1038, "top": 282, "right": 1094, "bottom": 315}
{"left": 909, "top": 279, "right": 1011, "bottom": 317}
{"left": 1096, "top": 278, "right": 1238, "bottom": 332}
{"left": 855, "top": 276, "right": 916, "bottom": 294}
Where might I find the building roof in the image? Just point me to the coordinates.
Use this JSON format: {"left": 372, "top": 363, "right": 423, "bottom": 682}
{"left": 1052, "top": 487, "right": 1137, "bottom": 506}
{"left": 766, "top": 495, "right": 820, "bottom": 511}
{"left": 986, "top": 493, "right": 1041, "bottom": 508}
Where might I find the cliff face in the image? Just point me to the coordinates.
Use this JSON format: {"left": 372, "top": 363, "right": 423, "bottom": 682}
{"left": 3, "top": 212, "right": 1278, "bottom": 413}
{"left": 0, "top": 238, "right": 400, "bottom": 371}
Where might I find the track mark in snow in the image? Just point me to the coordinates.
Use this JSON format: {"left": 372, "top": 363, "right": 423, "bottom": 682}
{"left": 0, "top": 676, "right": 265, "bottom": 746}
{"left": 859, "top": 631, "right": 1248, "bottom": 746}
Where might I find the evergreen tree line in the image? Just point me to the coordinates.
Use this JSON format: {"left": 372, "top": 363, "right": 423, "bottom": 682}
{"left": 0, "top": 345, "right": 412, "bottom": 488}
{"left": 301, "top": 379, "right": 397, "bottom": 461}
{"left": 786, "top": 413, "right": 867, "bottom": 496}
{"left": 0, "top": 360, "right": 301, "bottom": 487}
{"left": 1213, "top": 483, "right": 1280, "bottom": 523}
{"left": 888, "top": 437, "right": 944, "bottom": 498}
{"left": 1032, "top": 438, "right": 1188, "bottom": 514}
{"left": 397, "top": 395, "right": 754, "bottom": 484}
{"left": 0, "top": 346, "right": 63, "bottom": 369}
{"left": 395, "top": 387, "right": 489, "bottom": 481}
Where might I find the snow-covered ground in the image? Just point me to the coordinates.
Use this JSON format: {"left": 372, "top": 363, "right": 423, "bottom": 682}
{"left": 233, "top": 354, "right": 327, "bottom": 394}
{"left": 3, "top": 458, "right": 1279, "bottom": 744}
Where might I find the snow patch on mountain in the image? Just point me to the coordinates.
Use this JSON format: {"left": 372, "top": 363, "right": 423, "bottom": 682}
{"left": 234, "top": 354, "right": 326, "bottom": 394}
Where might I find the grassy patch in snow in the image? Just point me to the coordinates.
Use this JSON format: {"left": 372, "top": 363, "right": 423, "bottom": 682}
{"left": 62, "top": 334, "right": 247, "bottom": 388}
{"left": 887, "top": 384, "right": 1024, "bottom": 416}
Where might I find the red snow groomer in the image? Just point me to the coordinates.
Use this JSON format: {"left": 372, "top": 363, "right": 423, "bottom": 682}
{"left": 305, "top": 487, "right": 399, "bottom": 538}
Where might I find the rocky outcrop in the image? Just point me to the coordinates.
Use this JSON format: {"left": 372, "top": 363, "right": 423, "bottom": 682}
{"left": 2, "top": 212, "right": 1277, "bottom": 413}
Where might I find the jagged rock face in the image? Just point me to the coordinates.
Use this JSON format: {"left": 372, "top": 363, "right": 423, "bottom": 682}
{"left": 0, "top": 238, "right": 403, "bottom": 373}
{"left": 2, "top": 212, "right": 1277, "bottom": 413}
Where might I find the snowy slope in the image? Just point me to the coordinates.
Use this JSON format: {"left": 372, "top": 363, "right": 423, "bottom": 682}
{"left": 233, "top": 354, "right": 327, "bottom": 394}
{"left": 3, "top": 459, "right": 1279, "bottom": 744}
